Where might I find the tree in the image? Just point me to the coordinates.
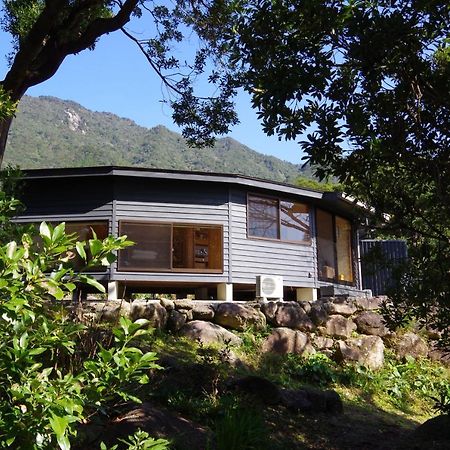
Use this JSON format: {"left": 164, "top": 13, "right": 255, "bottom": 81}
{"left": 0, "top": 0, "right": 238, "bottom": 166}
{"left": 214, "top": 0, "right": 449, "bottom": 340}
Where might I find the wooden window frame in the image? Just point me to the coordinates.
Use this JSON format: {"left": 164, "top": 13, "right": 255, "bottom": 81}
{"left": 118, "top": 220, "right": 224, "bottom": 274}
{"left": 316, "top": 209, "right": 356, "bottom": 286}
{"left": 247, "top": 193, "right": 311, "bottom": 245}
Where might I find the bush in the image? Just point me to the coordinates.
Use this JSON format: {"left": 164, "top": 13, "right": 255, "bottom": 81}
{"left": 0, "top": 186, "right": 167, "bottom": 449}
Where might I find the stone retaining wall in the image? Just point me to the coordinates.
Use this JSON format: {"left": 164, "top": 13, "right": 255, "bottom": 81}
{"left": 82, "top": 296, "right": 445, "bottom": 369}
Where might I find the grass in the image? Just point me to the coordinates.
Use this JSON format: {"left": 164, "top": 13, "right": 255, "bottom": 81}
{"left": 132, "top": 328, "right": 450, "bottom": 449}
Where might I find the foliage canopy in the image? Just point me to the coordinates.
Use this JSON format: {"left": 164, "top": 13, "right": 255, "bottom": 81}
{"left": 0, "top": 1, "right": 449, "bottom": 338}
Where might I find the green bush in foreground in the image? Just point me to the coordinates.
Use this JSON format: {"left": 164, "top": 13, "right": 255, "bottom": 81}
{"left": 0, "top": 215, "right": 168, "bottom": 449}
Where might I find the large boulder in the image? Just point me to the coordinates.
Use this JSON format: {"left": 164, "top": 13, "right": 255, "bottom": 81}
{"left": 173, "top": 299, "right": 194, "bottom": 310}
{"left": 272, "top": 303, "right": 314, "bottom": 331}
{"left": 260, "top": 301, "right": 278, "bottom": 323}
{"left": 354, "top": 311, "right": 389, "bottom": 337}
{"left": 167, "top": 310, "right": 187, "bottom": 332}
{"left": 85, "top": 300, "right": 131, "bottom": 322}
{"left": 336, "top": 335, "right": 385, "bottom": 370}
{"left": 130, "top": 300, "right": 168, "bottom": 329}
{"left": 92, "top": 402, "right": 211, "bottom": 450}
{"left": 261, "top": 327, "right": 310, "bottom": 355}
{"left": 354, "top": 296, "right": 384, "bottom": 311}
{"left": 396, "top": 332, "right": 428, "bottom": 359}
{"left": 192, "top": 303, "right": 215, "bottom": 321}
{"left": 414, "top": 415, "right": 450, "bottom": 447}
{"left": 179, "top": 320, "right": 242, "bottom": 346}
{"left": 215, "top": 303, "right": 266, "bottom": 331}
{"left": 281, "top": 387, "right": 343, "bottom": 414}
{"left": 325, "top": 298, "right": 357, "bottom": 316}
{"left": 159, "top": 298, "right": 175, "bottom": 311}
{"left": 227, "top": 376, "right": 282, "bottom": 405}
{"left": 310, "top": 302, "right": 329, "bottom": 326}
{"left": 324, "top": 315, "right": 357, "bottom": 339}
{"left": 312, "top": 335, "right": 335, "bottom": 351}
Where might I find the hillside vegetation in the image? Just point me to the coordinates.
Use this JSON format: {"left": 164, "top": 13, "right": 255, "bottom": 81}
{"left": 5, "top": 96, "right": 311, "bottom": 184}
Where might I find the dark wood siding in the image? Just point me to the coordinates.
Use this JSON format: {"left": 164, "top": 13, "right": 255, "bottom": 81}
{"left": 229, "top": 190, "right": 317, "bottom": 287}
{"left": 16, "top": 177, "right": 113, "bottom": 225}
{"left": 112, "top": 177, "right": 229, "bottom": 283}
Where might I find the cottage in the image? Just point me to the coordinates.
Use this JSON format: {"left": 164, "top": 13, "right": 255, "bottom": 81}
{"left": 16, "top": 166, "right": 365, "bottom": 301}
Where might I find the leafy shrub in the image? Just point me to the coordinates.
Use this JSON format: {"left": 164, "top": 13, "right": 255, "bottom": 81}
{"left": 101, "top": 430, "right": 170, "bottom": 450}
{"left": 213, "top": 405, "right": 269, "bottom": 450}
{"left": 286, "top": 353, "right": 337, "bottom": 386}
{"left": 431, "top": 383, "right": 450, "bottom": 415}
{"left": 0, "top": 188, "right": 164, "bottom": 449}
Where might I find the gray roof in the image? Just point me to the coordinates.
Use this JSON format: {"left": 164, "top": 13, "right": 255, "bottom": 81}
{"left": 23, "top": 166, "right": 359, "bottom": 217}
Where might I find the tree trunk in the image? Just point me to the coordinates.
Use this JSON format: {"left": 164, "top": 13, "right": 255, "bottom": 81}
{"left": 0, "top": 115, "right": 13, "bottom": 167}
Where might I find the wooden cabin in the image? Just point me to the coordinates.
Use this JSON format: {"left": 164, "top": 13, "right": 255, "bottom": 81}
{"left": 16, "top": 166, "right": 365, "bottom": 301}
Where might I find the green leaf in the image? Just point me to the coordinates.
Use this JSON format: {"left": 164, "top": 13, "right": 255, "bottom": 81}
{"left": 49, "top": 414, "right": 70, "bottom": 450}
{"left": 40, "top": 222, "right": 51, "bottom": 239}
{"left": 89, "top": 239, "right": 103, "bottom": 257}
{"left": 52, "top": 222, "right": 66, "bottom": 242}
{"left": 81, "top": 276, "right": 105, "bottom": 293}
{"left": 75, "top": 242, "right": 86, "bottom": 260}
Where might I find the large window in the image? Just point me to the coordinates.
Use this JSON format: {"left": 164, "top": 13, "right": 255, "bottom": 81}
{"left": 118, "top": 222, "right": 223, "bottom": 272}
{"left": 248, "top": 195, "right": 310, "bottom": 243}
{"left": 316, "top": 209, "right": 354, "bottom": 283}
{"left": 65, "top": 221, "right": 109, "bottom": 271}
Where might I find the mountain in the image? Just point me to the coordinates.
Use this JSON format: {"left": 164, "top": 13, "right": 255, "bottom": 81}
{"left": 5, "top": 96, "right": 309, "bottom": 183}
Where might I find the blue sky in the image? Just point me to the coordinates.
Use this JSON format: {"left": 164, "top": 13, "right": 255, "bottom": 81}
{"left": 0, "top": 24, "right": 305, "bottom": 164}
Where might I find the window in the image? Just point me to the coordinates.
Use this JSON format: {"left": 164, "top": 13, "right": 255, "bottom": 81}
{"left": 316, "top": 209, "right": 354, "bottom": 283}
{"left": 118, "top": 221, "right": 223, "bottom": 272}
{"left": 65, "top": 221, "right": 109, "bottom": 241}
{"left": 248, "top": 195, "right": 310, "bottom": 243}
{"left": 65, "top": 221, "right": 109, "bottom": 271}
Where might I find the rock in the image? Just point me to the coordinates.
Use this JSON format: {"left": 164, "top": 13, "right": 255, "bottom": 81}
{"left": 179, "top": 320, "right": 242, "bottom": 346}
{"left": 310, "top": 302, "right": 328, "bottom": 326}
{"left": 324, "top": 315, "right": 357, "bottom": 339}
{"left": 215, "top": 303, "right": 266, "bottom": 331}
{"left": 299, "top": 301, "right": 311, "bottom": 314}
{"left": 354, "top": 311, "right": 389, "bottom": 337}
{"left": 178, "top": 308, "right": 193, "bottom": 321}
{"left": 261, "top": 327, "right": 309, "bottom": 355}
{"left": 325, "top": 297, "right": 357, "bottom": 316}
{"left": 414, "top": 415, "right": 450, "bottom": 444}
{"left": 260, "top": 301, "right": 278, "bottom": 323}
{"left": 273, "top": 303, "right": 314, "bottom": 331}
{"left": 428, "top": 345, "right": 450, "bottom": 366}
{"left": 192, "top": 304, "right": 215, "bottom": 321}
{"left": 95, "top": 402, "right": 211, "bottom": 450}
{"left": 86, "top": 300, "right": 131, "bottom": 322}
{"left": 354, "top": 296, "right": 384, "bottom": 311}
{"left": 159, "top": 298, "right": 175, "bottom": 311}
{"left": 336, "top": 335, "right": 385, "bottom": 370}
{"left": 173, "top": 299, "right": 194, "bottom": 310}
{"left": 396, "top": 332, "right": 428, "bottom": 359}
{"left": 130, "top": 301, "right": 168, "bottom": 329}
{"left": 281, "top": 387, "right": 343, "bottom": 414}
{"left": 227, "top": 376, "right": 281, "bottom": 405}
{"left": 312, "top": 335, "right": 335, "bottom": 350}
{"left": 167, "top": 310, "right": 186, "bottom": 332}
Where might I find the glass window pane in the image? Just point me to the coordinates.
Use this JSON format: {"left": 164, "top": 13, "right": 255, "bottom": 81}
{"left": 280, "top": 201, "right": 310, "bottom": 241}
{"left": 119, "top": 222, "right": 171, "bottom": 271}
{"left": 316, "top": 209, "right": 336, "bottom": 280}
{"left": 173, "top": 225, "right": 223, "bottom": 270}
{"left": 336, "top": 216, "right": 353, "bottom": 282}
{"left": 248, "top": 196, "right": 279, "bottom": 239}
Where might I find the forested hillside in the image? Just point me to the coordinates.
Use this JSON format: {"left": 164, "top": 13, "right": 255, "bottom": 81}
{"left": 5, "top": 96, "right": 309, "bottom": 183}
